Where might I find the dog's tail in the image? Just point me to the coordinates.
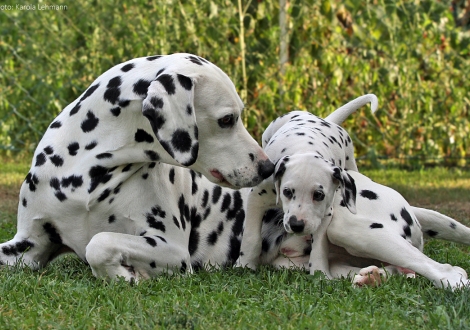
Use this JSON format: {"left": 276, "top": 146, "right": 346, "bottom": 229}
{"left": 412, "top": 206, "right": 470, "bottom": 245}
{"left": 325, "top": 94, "right": 379, "bottom": 125}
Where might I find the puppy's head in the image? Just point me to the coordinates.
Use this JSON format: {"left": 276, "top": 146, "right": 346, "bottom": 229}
{"left": 274, "top": 153, "right": 356, "bottom": 235}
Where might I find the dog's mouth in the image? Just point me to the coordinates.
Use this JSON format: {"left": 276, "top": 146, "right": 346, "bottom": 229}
{"left": 210, "top": 169, "right": 233, "bottom": 187}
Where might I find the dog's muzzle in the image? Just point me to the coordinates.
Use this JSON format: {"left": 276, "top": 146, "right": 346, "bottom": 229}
{"left": 288, "top": 215, "right": 305, "bottom": 233}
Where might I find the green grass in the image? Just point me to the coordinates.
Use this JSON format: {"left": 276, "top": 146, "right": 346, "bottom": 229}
{"left": 1, "top": 161, "right": 470, "bottom": 329}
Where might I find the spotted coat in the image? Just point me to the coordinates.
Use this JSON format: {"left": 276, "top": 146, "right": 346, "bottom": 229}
{"left": 0, "top": 53, "right": 275, "bottom": 280}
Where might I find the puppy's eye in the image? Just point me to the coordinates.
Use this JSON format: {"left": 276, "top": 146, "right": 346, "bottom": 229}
{"left": 218, "top": 114, "right": 236, "bottom": 128}
{"left": 283, "top": 188, "right": 293, "bottom": 199}
{"left": 313, "top": 190, "right": 325, "bottom": 201}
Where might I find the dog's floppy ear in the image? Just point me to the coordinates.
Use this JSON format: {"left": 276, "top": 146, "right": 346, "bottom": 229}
{"left": 142, "top": 72, "right": 198, "bottom": 166}
{"left": 332, "top": 167, "right": 357, "bottom": 214}
{"left": 273, "top": 156, "right": 290, "bottom": 204}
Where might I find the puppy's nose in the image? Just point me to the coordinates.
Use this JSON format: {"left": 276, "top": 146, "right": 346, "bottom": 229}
{"left": 289, "top": 215, "right": 305, "bottom": 233}
{"left": 257, "top": 159, "right": 275, "bottom": 179}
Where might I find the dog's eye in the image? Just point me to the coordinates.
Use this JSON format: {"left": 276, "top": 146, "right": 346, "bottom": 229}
{"left": 218, "top": 114, "right": 236, "bottom": 128}
{"left": 313, "top": 190, "right": 325, "bottom": 201}
{"left": 283, "top": 188, "right": 293, "bottom": 199}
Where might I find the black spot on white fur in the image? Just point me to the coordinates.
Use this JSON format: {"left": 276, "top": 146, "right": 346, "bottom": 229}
{"left": 121, "top": 63, "right": 135, "bottom": 72}
{"left": 144, "top": 237, "right": 157, "bottom": 247}
{"left": 146, "top": 55, "right": 162, "bottom": 61}
{"left": 156, "top": 74, "right": 176, "bottom": 95}
{"left": 144, "top": 150, "right": 160, "bottom": 161}
{"left": 104, "top": 76, "right": 122, "bottom": 104}
{"left": 81, "top": 111, "right": 99, "bottom": 133}
{"left": 187, "top": 55, "right": 203, "bottom": 66}
{"left": 171, "top": 130, "right": 192, "bottom": 152}
{"left": 85, "top": 141, "right": 97, "bottom": 150}
{"left": 43, "top": 222, "right": 62, "bottom": 244}
{"left": 67, "top": 142, "right": 80, "bottom": 156}
{"left": 360, "top": 190, "right": 378, "bottom": 200}
{"left": 133, "top": 79, "right": 151, "bottom": 96}
{"left": 50, "top": 121, "right": 62, "bottom": 129}
{"left": 70, "top": 103, "right": 81, "bottom": 116}
{"left": 2, "top": 240, "right": 34, "bottom": 256}
{"left": 44, "top": 146, "right": 54, "bottom": 155}
{"left": 61, "top": 175, "right": 83, "bottom": 189}
{"left": 35, "top": 153, "right": 46, "bottom": 166}
{"left": 400, "top": 208, "right": 414, "bottom": 226}
{"left": 110, "top": 107, "right": 121, "bottom": 117}
{"left": 135, "top": 129, "right": 154, "bottom": 143}
{"left": 50, "top": 155, "right": 64, "bottom": 167}
{"left": 25, "top": 173, "right": 39, "bottom": 192}
{"left": 96, "top": 153, "right": 113, "bottom": 159}
{"left": 177, "top": 74, "right": 192, "bottom": 91}
{"left": 80, "top": 83, "right": 100, "bottom": 102}
{"left": 88, "top": 166, "right": 112, "bottom": 193}
{"left": 212, "top": 186, "right": 222, "bottom": 204}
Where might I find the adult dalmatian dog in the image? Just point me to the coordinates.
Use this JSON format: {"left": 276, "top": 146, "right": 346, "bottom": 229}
{"left": 0, "top": 53, "right": 275, "bottom": 281}
{"left": 238, "top": 96, "right": 470, "bottom": 289}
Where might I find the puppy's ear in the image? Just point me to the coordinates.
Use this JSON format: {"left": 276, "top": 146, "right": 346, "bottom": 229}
{"left": 332, "top": 167, "right": 357, "bottom": 214}
{"left": 142, "top": 72, "right": 198, "bottom": 166}
{"left": 273, "top": 156, "right": 289, "bottom": 205}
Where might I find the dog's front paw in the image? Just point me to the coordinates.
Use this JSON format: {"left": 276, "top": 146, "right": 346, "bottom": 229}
{"left": 438, "top": 265, "right": 470, "bottom": 290}
{"left": 234, "top": 254, "right": 258, "bottom": 270}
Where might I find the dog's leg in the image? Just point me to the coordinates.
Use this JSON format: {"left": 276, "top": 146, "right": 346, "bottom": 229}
{"left": 237, "top": 183, "right": 277, "bottom": 269}
{"left": 0, "top": 221, "right": 69, "bottom": 269}
{"left": 328, "top": 223, "right": 469, "bottom": 289}
{"left": 412, "top": 207, "right": 470, "bottom": 245}
{"left": 86, "top": 232, "right": 191, "bottom": 282}
{"left": 308, "top": 211, "right": 333, "bottom": 278}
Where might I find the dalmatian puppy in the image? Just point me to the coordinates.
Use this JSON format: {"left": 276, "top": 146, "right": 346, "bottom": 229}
{"left": 237, "top": 94, "right": 379, "bottom": 270}
{"left": 255, "top": 172, "right": 470, "bottom": 289}
{"left": 241, "top": 96, "right": 469, "bottom": 289}
{"left": 0, "top": 53, "right": 275, "bottom": 280}
{"left": 268, "top": 170, "right": 470, "bottom": 289}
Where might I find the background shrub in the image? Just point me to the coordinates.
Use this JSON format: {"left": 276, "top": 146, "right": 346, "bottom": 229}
{"left": 0, "top": 0, "right": 469, "bottom": 167}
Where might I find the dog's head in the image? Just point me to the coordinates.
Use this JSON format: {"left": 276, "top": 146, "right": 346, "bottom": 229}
{"left": 142, "top": 53, "right": 273, "bottom": 188}
{"left": 273, "top": 153, "right": 356, "bottom": 235}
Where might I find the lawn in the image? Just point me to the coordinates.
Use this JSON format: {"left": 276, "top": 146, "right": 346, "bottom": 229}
{"left": 0, "top": 160, "right": 469, "bottom": 329}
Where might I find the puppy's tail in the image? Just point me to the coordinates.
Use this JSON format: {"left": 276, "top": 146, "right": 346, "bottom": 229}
{"left": 325, "top": 94, "right": 379, "bottom": 125}
{"left": 412, "top": 206, "right": 470, "bottom": 245}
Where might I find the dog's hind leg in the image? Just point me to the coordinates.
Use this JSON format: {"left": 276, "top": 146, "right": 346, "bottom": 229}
{"left": 412, "top": 207, "right": 470, "bottom": 245}
{"left": 86, "top": 232, "right": 192, "bottom": 281}
{"left": 328, "top": 222, "right": 469, "bottom": 289}
{"left": 0, "top": 221, "right": 68, "bottom": 269}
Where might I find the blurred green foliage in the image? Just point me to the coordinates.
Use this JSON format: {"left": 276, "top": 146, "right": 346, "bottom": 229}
{"left": 0, "top": 0, "right": 469, "bottom": 167}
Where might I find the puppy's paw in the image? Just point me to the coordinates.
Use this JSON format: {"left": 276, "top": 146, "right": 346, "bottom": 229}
{"left": 353, "top": 266, "right": 386, "bottom": 287}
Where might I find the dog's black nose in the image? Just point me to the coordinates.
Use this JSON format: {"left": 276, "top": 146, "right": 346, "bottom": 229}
{"left": 257, "top": 159, "right": 275, "bottom": 179}
{"left": 289, "top": 215, "right": 305, "bottom": 233}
